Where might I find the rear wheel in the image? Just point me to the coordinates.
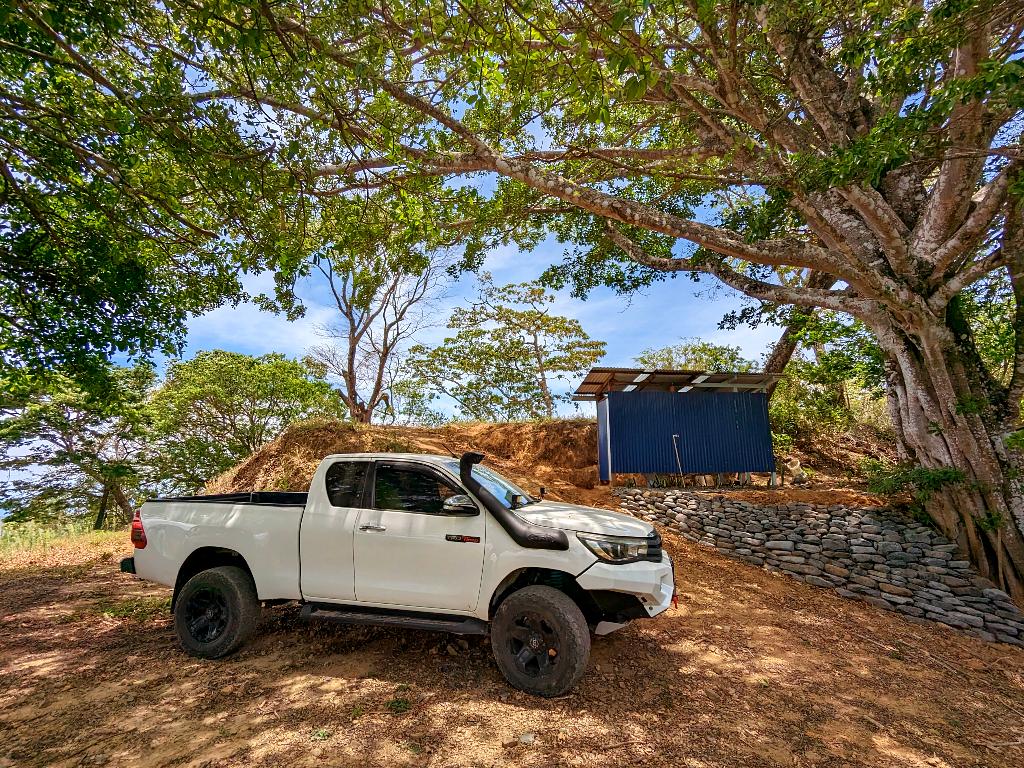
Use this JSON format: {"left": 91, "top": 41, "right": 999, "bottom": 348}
{"left": 174, "top": 566, "right": 259, "bottom": 659}
{"left": 491, "top": 585, "right": 590, "bottom": 697}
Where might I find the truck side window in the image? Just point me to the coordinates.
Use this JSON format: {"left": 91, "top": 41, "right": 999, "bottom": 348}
{"left": 374, "top": 465, "right": 460, "bottom": 515}
{"left": 325, "top": 461, "right": 368, "bottom": 507}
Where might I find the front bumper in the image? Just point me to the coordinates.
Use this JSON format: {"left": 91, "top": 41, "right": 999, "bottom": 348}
{"left": 577, "top": 553, "right": 675, "bottom": 620}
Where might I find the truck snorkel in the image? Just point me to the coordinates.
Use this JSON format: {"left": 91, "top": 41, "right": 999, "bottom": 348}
{"left": 459, "top": 451, "right": 569, "bottom": 550}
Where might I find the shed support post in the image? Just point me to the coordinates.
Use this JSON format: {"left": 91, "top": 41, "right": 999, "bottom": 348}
{"left": 770, "top": 471, "right": 778, "bottom": 487}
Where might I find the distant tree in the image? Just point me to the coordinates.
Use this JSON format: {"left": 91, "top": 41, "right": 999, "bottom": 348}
{"left": 302, "top": 249, "right": 447, "bottom": 424}
{"left": 635, "top": 338, "right": 755, "bottom": 373}
{"left": 405, "top": 278, "right": 606, "bottom": 421}
{"left": 0, "top": 365, "right": 154, "bottom": 526}
{"left": 149, "top": 351, "right": 341, "bottom": 493}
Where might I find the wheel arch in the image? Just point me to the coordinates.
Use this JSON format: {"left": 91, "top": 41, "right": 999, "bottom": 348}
{"left": 172, "top": 547, "right": 255, "bottom": 610}
{"left": 488, "top": 567, "right": 601, "bottom": 624}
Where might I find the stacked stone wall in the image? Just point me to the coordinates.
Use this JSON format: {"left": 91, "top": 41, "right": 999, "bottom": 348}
{"left": 617, "top": 488, "right": 1024, "bottom": 646}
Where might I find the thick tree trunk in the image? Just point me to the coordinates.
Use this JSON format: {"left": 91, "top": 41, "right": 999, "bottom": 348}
{"left": 110, "top": 483, "right": 135, "bottom": 525}
{"left": 349, "top": 402, "right": 373, "bottom": 424}
{"left": 873, "top": 315, "right": 1024, "bottom": 606}
{"left": 93, "top": 485, "right": 109, "bottom": 530}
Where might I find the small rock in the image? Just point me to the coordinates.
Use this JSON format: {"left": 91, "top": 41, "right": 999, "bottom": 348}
{"left": 518, "top": 732, "right": 537, "bottom": 745}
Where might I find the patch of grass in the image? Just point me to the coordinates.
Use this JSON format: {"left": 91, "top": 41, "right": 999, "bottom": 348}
{"left": 311, "top": 728, "right": 332, "bottom": 742}
{"left": 385, "top": 697, "right": 412, "bottom": 715}
{"left": 0, "top": 520, "right": 96, "bottom": 552}
{"left": 98, "top": 596, "right": 171, "bottom": 621}
{"left": 350, "top": 705, "right": 365, "bottom": 720}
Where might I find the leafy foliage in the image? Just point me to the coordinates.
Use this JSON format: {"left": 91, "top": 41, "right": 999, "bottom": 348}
{"left": 0, "top": 364, "right": 154, "bottom": 524}
{"left": 149, "top": 351, "right": 342, "bottom": 494}
{"left": 403, "top": 278, "right": 605, "bottom": 421}
{"left": 0, "top": 0, "right": 281, "bottom": 393}
{"left": 634, "top": 339, "right": 754, "bottom": 372}
{"left": 862, "top": 458, "right": 967, "bottom": 519}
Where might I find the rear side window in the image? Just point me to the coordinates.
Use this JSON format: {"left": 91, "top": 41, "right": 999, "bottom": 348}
{"left": 325, "top": 461, "right": 368, "bottom": 507}
{"left": 373, "top": 465, "right": 461, "bottom": 515}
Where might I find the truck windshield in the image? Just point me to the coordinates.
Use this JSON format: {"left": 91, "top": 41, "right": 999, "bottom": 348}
{"left": 443, "top": 461, "right": 536, "bottom": 510}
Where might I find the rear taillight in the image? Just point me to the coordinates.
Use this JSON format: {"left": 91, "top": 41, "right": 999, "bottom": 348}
{"left": 130, "top": 510, "right": 147, "bottom": 549}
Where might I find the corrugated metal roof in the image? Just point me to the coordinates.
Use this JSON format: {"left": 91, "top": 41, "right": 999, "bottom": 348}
{"left": 573, "top": 367, "right": 783, "bottom": 401}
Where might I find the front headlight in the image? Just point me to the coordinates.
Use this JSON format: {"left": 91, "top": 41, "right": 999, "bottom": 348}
{"left": 577, "top": 532, "right": 651, "bottom": 563}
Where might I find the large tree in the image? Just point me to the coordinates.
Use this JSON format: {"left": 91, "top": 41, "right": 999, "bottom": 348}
{"left": 16, "top": 1, "right": 1024, "bottom": 599}
{"left": 289, "top": 201, "right": 450, "bottom": 424}
{"left": 155, "top": 0, "right": 1023, "bottom": 601}
{"left": 0, "top": 365, "right": 154, "bottom": 525}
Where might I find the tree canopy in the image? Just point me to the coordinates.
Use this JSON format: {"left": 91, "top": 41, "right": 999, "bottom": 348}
{"left": 149, "top": 351, "right": 341, "bottom": 493}
{"left": 4, "top": 1, "right": 1024, "bottom": 598}
{"left": 404, "top": 278, "right": 606, "bottom": 420}
{"left": 635, "top": 338, "right": 754, "bottom": 372}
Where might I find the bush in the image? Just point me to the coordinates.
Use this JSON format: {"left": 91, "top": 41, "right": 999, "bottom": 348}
{"left": 861, "top": 458, "right": 965, "bottom": 522}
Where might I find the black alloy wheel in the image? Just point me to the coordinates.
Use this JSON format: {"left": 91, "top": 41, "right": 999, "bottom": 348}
{"left": 491, "top": 585, "right": 590, "bottom": 697}
{"left": 183, "top": 587, "right": 229, "bottom": 644}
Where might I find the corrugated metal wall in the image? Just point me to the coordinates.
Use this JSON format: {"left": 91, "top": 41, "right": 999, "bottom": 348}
{"left": 600, "top": 390, "right": 775, "bottom": 481}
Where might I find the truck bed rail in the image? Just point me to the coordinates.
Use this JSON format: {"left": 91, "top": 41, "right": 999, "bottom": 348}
{"left": 147, "top": 491, "right": 308, "bottom": 507}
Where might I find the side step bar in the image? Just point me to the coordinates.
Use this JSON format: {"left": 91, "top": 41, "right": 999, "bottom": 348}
{"left": 300, "top": 604, "right": 489, "bottom": 636}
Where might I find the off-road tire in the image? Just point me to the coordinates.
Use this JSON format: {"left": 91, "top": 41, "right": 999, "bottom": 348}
{"left": 491, "top": 585, "right": 591, "bottom": 697}
{"left": 174, "top": 566, "right": 259, "bottom": 659}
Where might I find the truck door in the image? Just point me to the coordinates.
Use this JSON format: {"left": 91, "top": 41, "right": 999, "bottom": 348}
{"left": 298, "top": 459, "right": 370, "bottom": 603}
{"left": 353, "top": 461, "right": 485, "bottom": 612}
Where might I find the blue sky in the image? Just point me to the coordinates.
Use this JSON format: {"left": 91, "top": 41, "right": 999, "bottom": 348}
{"left": 178, "top": 235, "right": 782, "bottom": 417}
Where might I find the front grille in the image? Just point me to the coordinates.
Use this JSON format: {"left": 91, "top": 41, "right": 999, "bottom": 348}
{"left": 644, "top": 531, "right": 663, "bottom": 562}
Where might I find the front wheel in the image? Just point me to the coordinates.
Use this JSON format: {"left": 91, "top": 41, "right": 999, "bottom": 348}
{"left": 173, "top": 566, "right": 260, "bottom": 659}
{"left": 491, "top": 585, "right": 591, "bottom": 697}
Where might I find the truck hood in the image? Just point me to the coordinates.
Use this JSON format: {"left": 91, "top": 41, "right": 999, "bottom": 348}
{"left": 512, "top": 500, "right": 654, "bottom": 537}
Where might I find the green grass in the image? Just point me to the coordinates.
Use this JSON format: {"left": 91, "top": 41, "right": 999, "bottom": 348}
{"left": 98, "top": 595, "right": 171, "bottom": 620}
{"left": 385, "top": 697, "right": 412, "bottom": 715}
{"left": 0, "top": 520, "right": 125, "bottom": 555}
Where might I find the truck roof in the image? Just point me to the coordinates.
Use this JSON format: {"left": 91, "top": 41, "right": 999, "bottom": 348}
{"left": 323, "top": 452, "right": 458, "bottom": 465}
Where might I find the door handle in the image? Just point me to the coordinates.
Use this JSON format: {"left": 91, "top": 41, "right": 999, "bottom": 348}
{"left": 359, "top": 524, "right": 387, "bottom": 532}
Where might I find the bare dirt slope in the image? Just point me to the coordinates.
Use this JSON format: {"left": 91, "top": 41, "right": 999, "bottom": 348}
{"left": 2, "top": 531, "right": 1023, "bottom": 768}
{"left": 206, "top": 419, "right": 606, "bottom": 506}
{"left": 206, "top": 419, "right": 894, "bottom": 508}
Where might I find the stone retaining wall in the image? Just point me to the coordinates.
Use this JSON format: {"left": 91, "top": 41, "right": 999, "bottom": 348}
{"left": 617, "top": 488, "right": 1024, "bottom": 646}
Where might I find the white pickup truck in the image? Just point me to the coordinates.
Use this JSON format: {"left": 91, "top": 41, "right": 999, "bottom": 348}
{"left": 122, "top": 451, "right": 674, "bottom": 696}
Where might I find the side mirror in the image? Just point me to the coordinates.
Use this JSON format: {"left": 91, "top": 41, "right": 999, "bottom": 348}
{"left": 442, "top": 494, "right": 479, "bottom": 516}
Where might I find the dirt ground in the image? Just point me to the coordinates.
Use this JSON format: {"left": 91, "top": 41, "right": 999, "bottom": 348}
{"left": 2, "top": 528, "right": 1023, "bottom": 768}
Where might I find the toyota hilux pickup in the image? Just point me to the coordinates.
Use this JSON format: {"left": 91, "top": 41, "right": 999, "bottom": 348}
{"left": 121, "top": 451, "right": 674, "bottom": 696}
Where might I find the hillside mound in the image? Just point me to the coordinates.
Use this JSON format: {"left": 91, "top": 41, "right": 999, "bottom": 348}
{"left": 206, "top": 418, "right": 607, "bottom": 505}
{"left": 207, "top": 418, "right": 893, "bottom": 508}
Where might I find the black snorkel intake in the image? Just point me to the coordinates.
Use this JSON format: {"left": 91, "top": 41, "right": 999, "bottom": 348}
{"left": 459, "top": 451, "right": 569, "bottom": 551}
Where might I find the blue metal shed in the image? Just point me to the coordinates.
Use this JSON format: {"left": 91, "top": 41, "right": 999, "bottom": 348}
{"left": 574, "top": 368, "right": 781, "bottom": 484}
